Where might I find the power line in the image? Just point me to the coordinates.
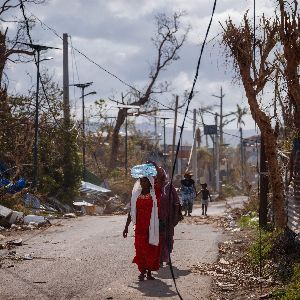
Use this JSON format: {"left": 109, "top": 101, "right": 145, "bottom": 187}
{"left": 24, "top": 6, "right": 139, "bottom": 91}
{"left": 22, "top": 5, "right": 231, "bottom": 137}
{"left": 22, "top": 5, "right": 211, "bottom": 125}
{"left": 19, "top": 0, "right": 72, "bottom": 133}
{"left": 20, "top": 4, "right": 260, "bottom": 143}
{"left": 167, "top": 1, "right": 218, "bottom": 299}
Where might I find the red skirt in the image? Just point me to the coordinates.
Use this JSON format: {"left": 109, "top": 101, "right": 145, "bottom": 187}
{"left": 133, "top": 193, "right": 160, "bottom": 272}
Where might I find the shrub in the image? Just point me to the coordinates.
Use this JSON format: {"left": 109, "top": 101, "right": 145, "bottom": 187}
{"left": 238, "top": 212, "right": 259, "bottom": 229}
{"left": 249, "top": 228, "right": 282, "bottom": 266}
{"left": 274, "top": 264, "right": 300, "bottom": 299}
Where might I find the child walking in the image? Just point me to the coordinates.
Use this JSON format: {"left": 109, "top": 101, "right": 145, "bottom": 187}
{"left": 199, "top": 183, "right": 211, "bottom": 216}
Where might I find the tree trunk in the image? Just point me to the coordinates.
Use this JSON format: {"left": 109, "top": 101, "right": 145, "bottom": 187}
{"left": 0, "top": 31, "right": 7, "bottom": 86}
{"left": 243, "top": 80, "right": 287, "bottom": 228}
{"left": 110, "top": 109, "right": 126, "bottom": 168}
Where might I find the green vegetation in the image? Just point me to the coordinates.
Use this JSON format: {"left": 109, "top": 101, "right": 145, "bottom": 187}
{"left": 248, "top": 229, "right": 282, "bottom": 266}
{"left": 238, "top": 212, "right": 258, "bottom": 229}
{"left": 273, "top": 264, "right": 300, "bottom": 299}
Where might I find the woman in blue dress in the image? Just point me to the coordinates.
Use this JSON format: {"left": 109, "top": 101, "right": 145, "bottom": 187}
{"left": 180, "top": 172, "right": 197, "bottom": 216}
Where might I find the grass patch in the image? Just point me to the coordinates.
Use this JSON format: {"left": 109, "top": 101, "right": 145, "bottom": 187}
{"left": 249, "top": 229, "right": 282, "bottom": 266}
{"left": 238, "top": 212, "right": 259, "bottom": 229}
{"left": 273, "top": 264, "right": 300, "bottom": 299}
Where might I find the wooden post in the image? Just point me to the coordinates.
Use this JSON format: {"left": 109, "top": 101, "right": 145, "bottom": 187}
{"left": 171, "top": 96, "right": 179, "bottom": 173}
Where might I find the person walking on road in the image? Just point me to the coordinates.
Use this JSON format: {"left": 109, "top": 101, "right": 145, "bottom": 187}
{"left": 156, "top": 166, "right": 182, "bottom": 266}
{"left": 180, "top": 171, "right": 197, "bottom": 216}
{"left": 199, "top": 183, "right": 212, "bottom": 216}
{"left": 123, "top": 164, "right": 160, "bottom": 281}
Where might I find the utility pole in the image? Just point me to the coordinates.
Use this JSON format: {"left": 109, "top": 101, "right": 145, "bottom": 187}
{"left": 178, "top": 125, "right": 184, "bottom": 176}
{"left": 211, "top": 134, "right": 216, "bottom": 190}
{"left": 240, "top": 127, "right": 244, "bottom": 188}
{"left": 171, "top": 96, "right": 179, "bottom": 169}
{"left": 212, "top": 87, "right": 225, "bottom": 195}
{"left": 63, "top": 34, "right": 70, "bottom": 126}
{"left": 62, "top": 33, "right": 72, "bottom": 194}
{"left": 259, "top": 137, "right": 268, "bottom": 228}
{"left": 33, "top": 48, "right": 40, "bottom": 188}
{"left": 26, "top": 43, "right": 59, "bottom": 187}
{"left": 215, "top": 113, "right": 220, "bottom": 194}
{"left": 212, "top": 87, "right": 225, "bottom": 145}
{"left": 154, "top": 108, "right": 158, "bottom": 140}
{"left": 160, "top": 117, "right": 172, "bottom": 160}
{"left": 193, "top": 108, "right": 198, "bottom": 183}
{"left": 71, "top": 82, "right": 96, "bottom": 180}
{"left": 199, "top": 108, "right": 209, "bottom": 148}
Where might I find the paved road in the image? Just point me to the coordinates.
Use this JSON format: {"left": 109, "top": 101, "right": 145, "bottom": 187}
{"left": 193, "top": 196, "right": 248, "bottom": 216}
{"left": 0, "top": 196, "right": 246, "bottom": 300}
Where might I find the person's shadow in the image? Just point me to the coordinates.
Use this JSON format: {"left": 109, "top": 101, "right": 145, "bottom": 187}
{"left": 129, "top": 266, "right": 190, "bottom": 298}
{"left": 158, "top": 265, "right": 191, "bottom": 280}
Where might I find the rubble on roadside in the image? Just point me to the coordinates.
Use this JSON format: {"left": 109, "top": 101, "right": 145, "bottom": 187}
{"left": 63, "top": 213, "right": 76, "bottom": 219}
{"left": 103, "top": 195, "right": 127, "bottom": 215}
{"left": 188, "top": 206, "right": 283, "bottom": 299}
{"left": 72, "top": 194, "right": 127, "bottom": 216}
{"left": 0, "top": 203, "right": 51, "bottom": 229}
{"left": 192, "top": 228, "right": 279, "bottom": 300}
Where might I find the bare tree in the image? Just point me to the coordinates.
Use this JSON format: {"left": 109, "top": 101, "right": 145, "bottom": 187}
{"left": 0, "top": 0, "right": 45, "bottom": 87}
{"left": 222, "top": 14, "right": 287, "bottom": 228}
{"left": 277, "top": 0, "right": 300, "bottom": 131}
{"left": 109, "top": 12, "right": 189, "bottom": 168}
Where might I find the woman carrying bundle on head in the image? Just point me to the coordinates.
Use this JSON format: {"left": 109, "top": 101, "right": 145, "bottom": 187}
{"left": 123, "top": 163, "right": 160, "bottom": 281}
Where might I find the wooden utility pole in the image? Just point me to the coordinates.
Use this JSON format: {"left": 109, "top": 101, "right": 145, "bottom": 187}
{"left": 193, "top": 108, "right": 198, "bottom": 183}
{"left": 171, "top": 96, "right": 179, "bottom": 169}
{"left": 212, "top": 87, "right": 225, "bottom": 195}
{"left": 62, "top": 33, "right": 72, "bottom": 194}
{"left": 63, "top": 34, "right": 70, "bottom": 126}
{"left": 154, "top": 108, "right": 158, "bottom": 142}
{"left": 212, "top": 87, "right": 225, "bottom": 145}
{"left": 259, "top": 137, "right": 268, "bottom": 228}
{"left": 240, "top": 127, "right": 244, "bottom": 188}
{"left": 220, "top": 87, "right": 224, "bottom": 145}
{"left": 215, "top": 113, "right": 220, "bottom": 194}
{"left": 199, "top": 108, "right": 209, "bottom": 148}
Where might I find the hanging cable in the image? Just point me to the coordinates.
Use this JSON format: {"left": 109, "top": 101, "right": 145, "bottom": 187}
{"left": 22, "top": 5, "right": 223, "bottom": 131}
{"left": 252, "top": 0, "right": 263, "bottom": 292}
{"left": 19, "top": 0, "right": 73, "bottom": 133}
{"left": 166, "top": 1, "right": 218, "bottom": 299}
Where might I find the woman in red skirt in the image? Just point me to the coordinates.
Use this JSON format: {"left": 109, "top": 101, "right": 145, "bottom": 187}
{"left": 123, "top": 174, "right": 160, "bottom": 281}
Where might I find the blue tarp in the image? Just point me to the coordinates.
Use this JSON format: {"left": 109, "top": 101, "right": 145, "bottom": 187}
{"left": 0, "top": 177, "right": 26, "bottom": 194}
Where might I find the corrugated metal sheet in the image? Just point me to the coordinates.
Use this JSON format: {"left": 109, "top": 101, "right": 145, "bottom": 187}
{"left": 80, "top": 181, "right": 111, "bottom": 195}
{"left": 287, "top": 150, "right": 300, "bottom": 234}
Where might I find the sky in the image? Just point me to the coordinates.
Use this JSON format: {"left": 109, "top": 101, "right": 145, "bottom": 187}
{"left": 3, "top": 0, "right": 276, "bottom": 144}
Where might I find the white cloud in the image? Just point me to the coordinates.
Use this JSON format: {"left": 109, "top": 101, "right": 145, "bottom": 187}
{"left": 3, "top": 0, "right": 278, "bottom": 131}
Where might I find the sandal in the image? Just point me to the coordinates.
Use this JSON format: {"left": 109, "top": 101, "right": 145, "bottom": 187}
{"left": 138, "top": 273, "right": 145, "bottom": 281}
{"left": 147, "top": 274, "right": 156, "bottom": 280}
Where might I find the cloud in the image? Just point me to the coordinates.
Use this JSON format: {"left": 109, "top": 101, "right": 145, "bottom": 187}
{"left": 4, "top": 0, "right": 277, "bottom": 131}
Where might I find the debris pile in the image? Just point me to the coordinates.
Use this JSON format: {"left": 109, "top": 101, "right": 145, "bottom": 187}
{"left": 0, "top": 192, "right": 55, "bottom": 231}
{"left": 189, "top": 210, "right": 279, "bottom": 300}
{"left": 181, "top": 215, "right": 229, "bottom": 229}
{"left": 103, "top": 195, "right": 127, "bottom": 215}
{"left": 192, "top": 235, "right": 278, "bottom": 299}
